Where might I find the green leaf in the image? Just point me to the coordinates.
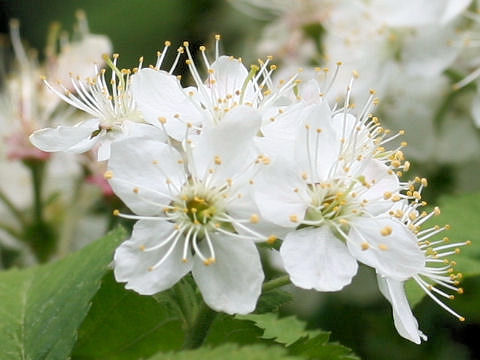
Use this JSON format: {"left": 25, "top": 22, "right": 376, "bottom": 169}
{"left": 235, "top": 313, "right": 359, "bottom": 360}
{"left": 205, "top": 314, "right": 264, "bottom": 346}
{"left": 236, "top": 314, "right": 316, "bottom": 346}
{"left": 289, "top": 335, "right": 360, "bottom": 360}
{"left": 71, "top": 272, "right": 184, "bottom": 360}
{"left": 146, "top": 344, "right": 302, "bottom": 360}
{"left": 255, "top": 289, "right": 292, "bottom": 314}
{"left": 405, "top": 278, "right": 425, "bottom": 307}
{"left": 0, "top": 227, "right": 126, "bottom": 360}
{"left": 434, "top": 192, "right": 480, "bottom": 276}
{"left": 204, "top": 290, "right": 292, "bottom": 347}
{"left": 407, "top": 192, "right": 480, "bottom": 306}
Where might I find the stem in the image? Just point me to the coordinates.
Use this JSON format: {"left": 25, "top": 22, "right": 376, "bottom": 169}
{"left": 262, "top": 275, "right": 291, "bottom": 292}
{"left": 26, "top": 160, "right": 45, "bottom": 224}
{"left": 182, "top": 301, "right": 217, "bottom": 350}
{"left": 57, "top": 176, "right": 85, "bottom": 257}
{"left": 0, "top": 189, "right": 27, "bottom": 225}
{"left": 175, "top": 282, "right": 196, "bottom": 329}
{"left": 0, "top": 221, "right": 22, "bottom": 239}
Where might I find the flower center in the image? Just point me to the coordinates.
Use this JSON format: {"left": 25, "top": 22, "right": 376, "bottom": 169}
{"left": 304, "top": 180, "right": 358, "bottom": 224}
{"left": 185, "top": 196, "right": 217, "bottom": 224}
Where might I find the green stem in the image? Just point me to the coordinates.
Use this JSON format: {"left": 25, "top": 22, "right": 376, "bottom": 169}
{"left": 175, "top": 282, "right": 196, "bottom": 329}
{"left": 0, "top": 189, "right": 27, "bottom": 225}
{"left": 27, "top": 160, "right": 45, "bottom": 224}
{"left": 262, "top": 275, "right": 291, "bottom": 292}
{"left": 0, "top": 221, "right": 22, "bottom": 239}
{"left": 182, "top": 301, "right": 217, "bottom": 350}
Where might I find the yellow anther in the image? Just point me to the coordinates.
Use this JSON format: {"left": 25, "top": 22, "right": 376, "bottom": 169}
{"left": 378, "top": 244, "right": 389, "bottom": 251}
{"left": 250, "top": 214, "right": 260, "bottom": 224}
{"left": 457, "top": 288, "right": 464, "bottom": 294}
{"left": 204, "top": 258, "right": 216, "bottom": 265}
{"left": 289, "top": 215, "right": 299, "bottom": 223}
{"left": 133, "top": 187, "right": 139, "bottom": 194}
{"left": 158, "top": 117, "right": 167, "bottom": 124}
{"left": 214, "top": 156, "right": 222, "bottom": 165}
{"left": 361, "top": 242, "right": 370, "bottom": 250}
{"left": 104, "top": 170, "right": 114, "bottom": 180}
{"left": 267, "top": 235, "right": 277, "bottom": 244}
{"left": 383, "top": 192, "right": 392, "bottom": 200}
{"left": 113, "top": 209, "right": 120, "bottom": 216}
{"left": 139, "top": 245, "right": 146, "bottom": 251}
{"left": 380, "top": 226, "right": 393, "bottom": 236}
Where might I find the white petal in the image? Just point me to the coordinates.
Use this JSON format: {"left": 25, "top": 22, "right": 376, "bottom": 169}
{"left": 209, "top": 56, "right": 255, "bottom": 102}
{"left": 254, "top": 161, "right": 308, "bottom": 227}
{"left": 108, "top": 138, "right": 185, "bottom": 215}
{"left": 280, "top": 227, "right": 358, "bottom": 291}
{"left": 402, "top": 25, "right": 459, "bottom": 77}
{"left": 29, "top": 118, "right": 100, "bottom": 154}
{"left": 96, "top": 138, "right": 112, "bottom": 162}
{"left": 347, "top": 217, "right": 424, "bottom": 280}
{"left": 261, "top": 102, "right": 309, "bottom": 140}
{"left": 371, "top": 0, "right": 469, "bottom": 26}
{"left": 227, "top": 190, "right": 290, "bottom": 242}
{"left": 114, "top": 220, "right": 192, "bottom": 295}
{"left": 120, "top": 120, "right": 168, "bottom": 141}
{"left": 131, "top": 68, "right": 203, "bottom": 140}
{"left": 377, "top": 275, "right": 426, "bottom": 344}
{"left": 192, "top": 105, "right": 261, "bottom": 182}
{"left": 294, "top": 103, "right": 338, "bottom": 181}
{"left": 192, "top": 234, "right": 264, "bottom": 314}
{"left": 357, "top": 159, "right": 399, "bottom": 215}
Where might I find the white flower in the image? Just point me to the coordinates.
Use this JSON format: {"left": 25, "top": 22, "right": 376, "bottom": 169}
{"left": 131, "top": 35, "right": 297, "bottom": 140}
{"left": 255, "top": 79, "right": 424, "bottom": 292}
{"left": 1, "top": 15, "right": 111, "bottom": 160}
{"left": 108, "top": 109, "right": 277, "bottom": 314}
{"left": 29, "top": 50, "right": 170, "bottom": 161}
{"left": 376, "top": 195, "right": 469, "bottom": 344}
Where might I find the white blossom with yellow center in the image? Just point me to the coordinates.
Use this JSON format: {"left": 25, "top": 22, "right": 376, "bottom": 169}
{"left": 131, "top": 36, "right": 297, "bottom": 140}
{"left": 107, "top": 108, "right": 277, "bottom": 314}
{"left": 255, "top": 76, "right": 424, "bottom": 292}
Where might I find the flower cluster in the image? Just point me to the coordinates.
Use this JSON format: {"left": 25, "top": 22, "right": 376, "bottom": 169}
{"left": 29, "top": 36, "right": 468, "bottom": 344}
{"left": 232, "top": 0, "right": 480, "bottom": 165}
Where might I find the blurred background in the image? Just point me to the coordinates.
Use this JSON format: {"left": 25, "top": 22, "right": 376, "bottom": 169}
{"left": 1, "top": 1, "right": 479, "bottom": 359}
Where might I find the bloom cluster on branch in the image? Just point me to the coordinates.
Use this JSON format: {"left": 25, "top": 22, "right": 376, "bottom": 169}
{"left": 29, "top": 36, "right": 468, "bottom": 344}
